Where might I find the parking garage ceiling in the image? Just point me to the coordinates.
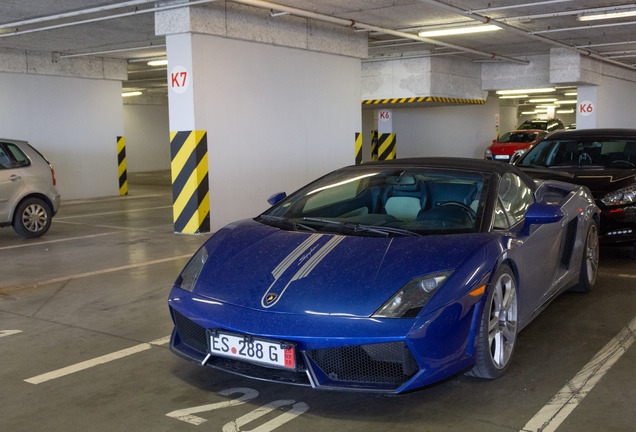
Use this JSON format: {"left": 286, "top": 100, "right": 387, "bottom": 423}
{"left": 2, "top": 0, "right": 636, "bottom": 94}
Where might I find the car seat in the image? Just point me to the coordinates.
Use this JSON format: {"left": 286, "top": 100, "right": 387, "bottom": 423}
{"left": 382, "top": 176, "right": 427, "bottom": 221}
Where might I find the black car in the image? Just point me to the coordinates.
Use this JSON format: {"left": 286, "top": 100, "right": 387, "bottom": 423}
{"left": 515, "top": 129, "right": 636, "bottom": 257}
{"left": 518, "top": 118, "right": 564, "bottom": 132}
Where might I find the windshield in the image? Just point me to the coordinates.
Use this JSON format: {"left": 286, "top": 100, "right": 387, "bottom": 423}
{"left": 498, "top": 131, "right": 537, "bottom": 143}
{"left": 259, "top": 168, "right": 488, "bottom": 237}
{"left": 517, "top": 137, "right": 636, "bottom": 169}
{"left": 519, "top": 121, "right": 548, "bottom": 130}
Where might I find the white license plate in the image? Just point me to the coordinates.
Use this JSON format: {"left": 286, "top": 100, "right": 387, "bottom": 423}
{"left": 209, "top": 331, "right": 296, "bottom": 370}
{"left": 494, "top": 155, "right": 510, "bottom": 160}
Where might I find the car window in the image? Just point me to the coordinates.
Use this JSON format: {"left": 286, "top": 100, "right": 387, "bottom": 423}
{"left": 0, "top": 145, "right": 12, "bottom": 169}
{"left": 496, "top": 173, "right": 534, "bottom": 227}
{"left": 6, "top": 143, "right": 31, "bottom": 167}
{"left": 518, "top": 138, "right": 636, "bottom": 168}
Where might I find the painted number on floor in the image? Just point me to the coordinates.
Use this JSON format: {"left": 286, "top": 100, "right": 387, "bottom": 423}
{"left": 0, "top": 330, "right": 22, "bottom": 338}
{"left": 166, "top": 387, "right": 309, "bottom": 430}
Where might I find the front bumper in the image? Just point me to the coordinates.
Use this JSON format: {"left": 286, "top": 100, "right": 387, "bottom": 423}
{"left": 599, "top": 204, "right": 636, "bottom": 245}
{"left": 168, "top": 289, "right": 481, "bottom": 394}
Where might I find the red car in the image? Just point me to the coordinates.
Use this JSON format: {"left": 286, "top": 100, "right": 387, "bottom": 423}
{"left": 485, "top": 130, "right": 549, "bottom": 162}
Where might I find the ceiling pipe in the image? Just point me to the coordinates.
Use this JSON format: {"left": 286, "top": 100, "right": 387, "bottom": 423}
{"left": 0, "top": 0, "right": 219, "bottom": 39}
{"left": 469, "top": 0, "right": 575, "bottom": 14}
{"left": 0, "top": 0, "right": 156, "bottom": 29}
{"left": 416, "top": 0, "right": 636, "bottom": 71}
{"left": 228, "top": 0, "right": 528, "bottom": 64}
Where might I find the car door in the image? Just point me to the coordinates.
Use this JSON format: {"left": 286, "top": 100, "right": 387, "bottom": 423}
{"left": 493, "top": 173, "right": 564, "bottom": 319}
{"left": 0, "top": 143, "right": 26, "bottom": 223}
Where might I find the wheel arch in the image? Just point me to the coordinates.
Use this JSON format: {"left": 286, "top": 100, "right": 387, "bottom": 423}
{"left": 11, "top": 193, "right": 55, "bottom": 224}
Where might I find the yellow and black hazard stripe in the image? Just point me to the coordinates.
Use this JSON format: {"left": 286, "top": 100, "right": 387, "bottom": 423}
{"left": 117, "top": 136, "right": 127, "bottom": 196}
{"left": 355, "top": 132, "right": 362, "bottom": 165}
{"left": 377, "top": 133, "right": 396, "bottom": 160}
{"left": 362, "top": 96, "right": 485, "bottom": 105}
{"left": 170, "top": 130, "right": 210, "bottom": 234}
{"left": 371, "top": 130, "right": 379, "bottom": 161}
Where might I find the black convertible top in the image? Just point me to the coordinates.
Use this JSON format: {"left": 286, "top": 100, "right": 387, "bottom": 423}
{"left": 545, "top": 128, "right": 636, "bottom": 140}
{"left": 349, "top": 157, "right": 536, "bottom": 188}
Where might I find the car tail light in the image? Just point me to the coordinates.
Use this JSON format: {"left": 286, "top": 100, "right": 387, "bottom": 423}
{"left": 50, "top": 166, "right": 56, "bottom": 186}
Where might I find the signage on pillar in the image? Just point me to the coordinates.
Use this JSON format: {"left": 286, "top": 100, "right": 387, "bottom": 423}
{"left": 170, "top": 65, "right": 190, "bottom": 94}
{"left": 378, "top": 109, "right": 392, "bottom": 133}
{"left": 578, "top": 100, "right": 594, "bottom": 117}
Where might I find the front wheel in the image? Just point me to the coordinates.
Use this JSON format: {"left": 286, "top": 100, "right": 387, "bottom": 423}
{"left": 570, "top": 221, "right": 599, "bottom": 292}
{"left": 13, "top": 197, "right": 52, "bottom": 238}
{"left": 467, "top": 264, "right": 518, "bottom": 379}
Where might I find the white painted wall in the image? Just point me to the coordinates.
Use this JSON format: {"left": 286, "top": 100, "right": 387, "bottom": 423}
{"left": 123, "top": 104, "right": 170, "bottom": 172}
{"left": 361, "top": 97, "right": 499, "bottom": 160}
{"left": 595, "top": 75, "right": 636, "bottom": 128}
{"left": 168, "top": 34, "right": 361, "bottom": 230}
{"left": 0, "top": 72, "right": 123, "bottom": 200}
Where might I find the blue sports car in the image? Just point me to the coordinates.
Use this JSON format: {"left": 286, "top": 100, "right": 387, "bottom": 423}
{"left": 168, "top": 158, "right": 599, "bottom": 393}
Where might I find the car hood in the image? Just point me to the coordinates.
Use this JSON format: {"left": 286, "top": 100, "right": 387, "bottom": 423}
{"left": 489, "top": 142, "right": 534, "bottom": 155}
{"left": 520, "top": 166, "right": 636, "bottom": 196}
{"left": 193, "top": 219, "right": 490, "bottom": 317}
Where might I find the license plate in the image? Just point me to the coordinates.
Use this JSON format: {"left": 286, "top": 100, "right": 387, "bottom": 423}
{"left": 208, "top": 331, "right": 296, "bottom": 370}
{"left": 494, "top": 155, "right": 510, "bottom": 160}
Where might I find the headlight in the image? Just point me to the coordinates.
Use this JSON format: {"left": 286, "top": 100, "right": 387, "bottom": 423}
{"left": 485, "top": 149, "right": 493, "bottom": 159}
{"left": 175, "top": 246, "right": 208, "bottom": 292}
{"left": 373, "top": 271, "right": 452, "bottom": 318}
{"left": 601, "top": 185, "right": 636, "bottom": 206}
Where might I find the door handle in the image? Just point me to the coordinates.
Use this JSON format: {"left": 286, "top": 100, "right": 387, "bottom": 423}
{"left": 10, "top": 174, "right": 22, "bottom": 181}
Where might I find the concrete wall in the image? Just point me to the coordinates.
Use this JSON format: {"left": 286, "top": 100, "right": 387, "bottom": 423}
{"left": 168, "top": 33, "right": 361, "bottom": 230}
{"left": 0, "top": 72, "right": 124, "bottom": 200}
{"left": 123, "top": 104, "right": 170, "bottom": 173}
{"left": 595, "top": 74, "right": 636, "bottom": 128}
{"left": 362, "top": 97, "right": 500, "bottom": 160}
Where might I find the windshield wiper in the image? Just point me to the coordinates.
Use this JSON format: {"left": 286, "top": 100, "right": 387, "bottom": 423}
{"left": 255, "top": 215, "right": 316, "bottom": 232}
{"left": 302, "top": 217, "right": 420, "bottom": 237}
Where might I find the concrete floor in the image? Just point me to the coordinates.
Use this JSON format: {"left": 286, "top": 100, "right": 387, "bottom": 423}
{"left": 1, "top": 172, "right": 635, "bottom": 432}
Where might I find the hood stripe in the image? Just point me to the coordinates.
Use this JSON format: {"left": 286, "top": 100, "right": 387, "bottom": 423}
{"left": 262, "top": 234, "right": 344, "bottom": 309}
{"left": 271, "top": 234, "right": 322, "bottom": 279}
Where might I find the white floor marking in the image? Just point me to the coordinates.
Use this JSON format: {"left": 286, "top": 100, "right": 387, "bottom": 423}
{"left": 9, "top": 254, "right": 192, "bottom": 288}
{"left": 598, "top": 272, "right": 636, "bottom": 280}
{"left": 24, "top": 335, "right": 171, "bottom": 385}
{"left": 55, "top": 205, "right": 172, "bottom": 220}
{"left": 0, "top": 330, "right": 22, "bottom": 338}
{"left": 0, "top": 232, "right": 122, "bottom": 251}
{"left": 521, "top": 315, "right": 636, "bottom": 432}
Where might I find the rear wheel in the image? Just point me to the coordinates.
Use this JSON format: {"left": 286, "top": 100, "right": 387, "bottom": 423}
{"left": 468, "top": 264, "right": 518, "bottom": 379}
{"left": 570, "top": 221, "right": 599, "bottom": 292}
{"left": 13, "top": 197, "right": 52, "bottom": 238}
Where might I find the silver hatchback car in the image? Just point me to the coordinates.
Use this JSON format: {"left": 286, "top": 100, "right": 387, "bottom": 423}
{"left": 0, "top": 139, "right": 61, "bottom": 238}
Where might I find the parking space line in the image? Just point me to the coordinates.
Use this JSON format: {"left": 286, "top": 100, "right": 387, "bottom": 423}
{"left": 24, "top": 335, "right": 171, "bottom": 385}
{"left": 55, "top": 205, "right": 172, "bottom": 220}
{"left": 0, "top": 232, "right": 122, "bottom": 251}
{"left": 4, "top": 254, "right": 192, "bottom": 290}
{"left": 521, "top": 315, "right": 636, "bottom": 432}
{"left": 598, "top": 272, "right": 636, "bottom": 280}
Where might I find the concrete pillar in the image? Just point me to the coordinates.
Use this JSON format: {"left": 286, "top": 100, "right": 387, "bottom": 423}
{"left": 157, "top": 2, "right": 366, "bottom": 231}
{"left": 577, "top": 86, "right": 597, "bottom": 129}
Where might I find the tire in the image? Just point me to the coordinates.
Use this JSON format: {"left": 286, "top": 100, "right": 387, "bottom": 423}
{"left": 12, "top": 197, "right": 52, "bottom": 238}
{"left": 468, "top": 264, "right": 518, "bottom": 379}
{"left": 569, "top": 221, "right": 599, "bottom": 293}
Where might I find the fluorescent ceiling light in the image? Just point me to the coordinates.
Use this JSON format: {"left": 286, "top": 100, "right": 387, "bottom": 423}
{"left": 554, "top": 100, "right": 577, "bottom": 104}
{"left": 536, "top": 105, "right": 557, "bottom": 108}
{"left": 499, "top": 94, "right": 528, "bottom": 99}
{"left": 578, "top": 10, "right": 636, "bottom": 21}
{"left": 148, "top": 59, "right": 168, "bottom": 66}
{"left": 564, "top": 92, "right": 577, "bottom": 96}
{"left": 496, "top": 88, "right": 555, "bottom": 95}
{"left": 122, "top": 91, "right": 142, "bottom": 97}
{"left": 521, "top": 111, "right": 537, "bottom": 115}
{"left": 529, "top": 98, "right": 557, "bottom": 103}
{"left": 557, "top": 109, "right": 575, "bottom": 114}
{"left": 418, "top": 24, "right": 501, "bottom": 37}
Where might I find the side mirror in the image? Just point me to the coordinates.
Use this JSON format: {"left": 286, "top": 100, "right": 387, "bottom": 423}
{"left": 267, "top": 192, "right": 287, "bottom": 206}
{"left": 523, "top": 202, "right": 564, "bottom": 235}
{"left": 492, "top": 139, "right": 497, "bottom": 144}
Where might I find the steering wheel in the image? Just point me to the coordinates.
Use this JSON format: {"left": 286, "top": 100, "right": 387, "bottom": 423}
{"left": 438, "top": 201, "right": 477, "bottom": 220}
{"left": 610, "top": 159, "right": 636, "bottom": 168}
